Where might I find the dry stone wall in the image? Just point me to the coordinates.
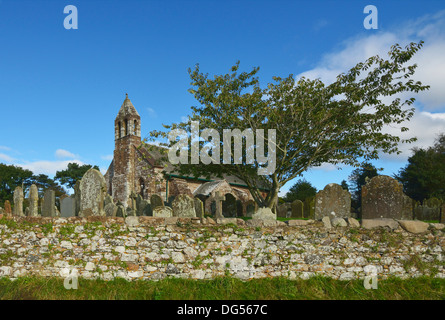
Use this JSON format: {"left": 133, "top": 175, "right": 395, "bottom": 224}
{"left": 0, "top": 214, "right": 444, "bottom": 282}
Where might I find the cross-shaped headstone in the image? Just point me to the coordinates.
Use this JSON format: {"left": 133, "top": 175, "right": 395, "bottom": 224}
{"left": 214, "top": 191, "right": 225, "bottom": 219}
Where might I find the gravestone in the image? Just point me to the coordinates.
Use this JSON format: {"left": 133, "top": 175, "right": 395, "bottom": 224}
{"left": 116, "top": 205, "right": 125, "bottom": 218}
{"left": 414, "top": 197, "right": 441, "bottom": 221}
{"left": 28, "top": 184, "right": 39, "bottom": 217}
{"left": 13, "top": 186, "right": 24, "bottom": 217}
{"left": 150, "top": 194, "right": 164, "bottom": 210}
{"left": 291, "top": 200, "right": 304, "bottom": 218}
{"left": 79, "top": 168, "right": 107, "bottom": 217}
{"left": 441, "top": 203, "right": 445, "bottom": 223}
{"left": 194, "top": 198, "right": 204, "bottom": 218}
{"left": 213, "top": 191, "right": 225, "bottom": 219}
{"left": 361, "top": 175, "right": 412, "bottom": 220}
{"left": 4, "top": 200, "right": 12, "bottom": 216}
{"left": 277, "top": 203, "right": 290, "bottom": 218}
{"left": 252, "top": 207, "right": 276, "bottom": 220}
{"left": 303, "top": 197, "right": 315, "bottom": 219}
{"left": 245, "top": 200, "right": 256, "bottom": 217}
{"left": 42, "top": 189, "right": 56, "bottom": 217}
{"left": 314, "top": 183, "right": 351, "bottom": 220}
{"left": 74, "top": 180, "right": 81, "bottom": 216}
{"left": 104, "top": 202, "right": 117, "bottom": 217}
{"left": 172, "top": 194, "right": 196, "bottom": 218}
{"left": 60, "top": 196, "right": 76, "bottom": 217}
{"left": 152, "top": 206, "right": 173, "bottom": 217}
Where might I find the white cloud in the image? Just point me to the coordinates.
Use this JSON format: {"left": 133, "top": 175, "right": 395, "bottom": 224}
{"left": 20, "top": 160, "right": 84, "bottom": 177}
{"left": 55, "top": 149, "right": 78, "bottom": 159}
{"left": 0, "top": 153, "right": 15, "bottom": 162}
{"left": 0, "top": 146, "right": 11, "bottom": 151}
{"left": 296, "top": 10, "right": 445, "bottom": 164}
{"left": 147, "top": 107, "right": 157, "bottom": 117}
{"left": 101, "top": 154, "right": 114, "bottom": 161}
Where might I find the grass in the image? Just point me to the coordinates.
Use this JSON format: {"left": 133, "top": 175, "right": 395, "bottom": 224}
{"left": 0, "top": 276, "right": 444, "bottom": 300}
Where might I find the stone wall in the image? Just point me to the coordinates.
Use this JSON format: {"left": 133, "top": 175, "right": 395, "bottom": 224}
{"left": 0, "top": 214, "right": 444, "bottom": 281}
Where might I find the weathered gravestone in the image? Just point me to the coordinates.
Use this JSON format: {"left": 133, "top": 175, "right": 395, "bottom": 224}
{"left": 150, "top": 194, "right": 164, "bottom": 210}
{"left": 414, "top": 197, "right": 441, "bottom": 221}
{"left": 291, "top": 200, "right": 304, "bottom": 218}
{"left": 277, "top": 203, "right": 291, "bottom": 218}
{"left": 42, "top": 189, "right": 56, "bottom": 217}
{"left": 4, "top": 200, "right": 12, "bottom": 216}
{"left": 361, "top": 175, "right": 413, "bottom": 220}
{"left": 441, "top": 203, "right": 445, "bottom": 223}
{"left": 252, "top": 207, "right": 276, "bottom": 220}
{"left": 172, "top": 194, "right": 196, "bottom": 218}
{"left": 245, "top": 200, "right": 256, "bottom": 217}
{"left": 13, "top": 186, "right": 24, "bottom": 217}
{"left": 28, "top": 184, "right": 39, "bottom": 217}
{"left": 213, "top": 191, "right": 225, "bottom": 219}
{"left": 152, "top": 206, "right": 173, "bottom": 217}
{"left": 74, "top": 180, "right": 81, "bottom": 216}
{"left": 194, "top": 198, "right": 204, "bottom": 218}
{"left": 314, "top": 183, "right": 351, "bottom": 220}
{"left": 60, "top": 196, "right": 76, "bottom": 217}
{"left": 79, "top": 168, "right": 107, "bottom": 217}
{"left": 303, "top": 197, "right": 315, "bottom": 219}
{"left": 115, "top": 205, "right": 125, "bottom": 218}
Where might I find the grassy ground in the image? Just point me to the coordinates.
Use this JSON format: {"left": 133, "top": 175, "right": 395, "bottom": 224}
{"left": 0, "top": 276, "right": 444, "bottom": 300}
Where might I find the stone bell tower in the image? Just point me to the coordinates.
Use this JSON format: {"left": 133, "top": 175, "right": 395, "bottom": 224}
{"left": 111, "top": 93, "right": 142, "bottom": 207}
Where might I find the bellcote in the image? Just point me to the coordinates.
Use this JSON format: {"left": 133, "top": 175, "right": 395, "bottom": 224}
{"left": 115, "top": 93, "right": 141, "bottom": 140}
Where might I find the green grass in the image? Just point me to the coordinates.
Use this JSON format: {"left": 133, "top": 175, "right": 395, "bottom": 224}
{"left": 0, "top": 276, "right": 444, "bottom": 300}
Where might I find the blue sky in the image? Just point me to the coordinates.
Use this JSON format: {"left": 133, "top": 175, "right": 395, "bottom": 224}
{"left": 0, "top": 0, "right": 444, "bottom": 196}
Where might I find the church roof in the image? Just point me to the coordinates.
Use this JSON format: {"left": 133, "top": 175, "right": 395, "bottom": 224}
{"left": 138, "top": 143, "right": 270, "bottom": 191}
{"left": 116, "top": 93, "right": 140, "bottom": 119}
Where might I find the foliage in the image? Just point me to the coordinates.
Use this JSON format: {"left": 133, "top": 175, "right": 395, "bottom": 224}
{"left": 395, "top": 132, "right": 445, "bottom": 202}
{"left": 55, "top": 162, "right": 99, "bottom": 189}
{"left": 147, "top": 41, "right": 429, "bottom": 211}
{"left": 283, "top": 179, "right": 317, "bottom": 203}
{"left": 348, "top": 162, "right": 380, "bottom": 210}
{"left": 0, "top": 163, "right": 33, "bottom": 206}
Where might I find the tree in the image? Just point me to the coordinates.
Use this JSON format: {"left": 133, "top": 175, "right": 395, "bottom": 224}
{"left": 0, "top": 163, "right": 34, "bottom": 206}
{"left": 348, "top": 162, "right": 380, "bottom": 210}
{"left": 340, "top": 180, "right": 349, "bottom": 191}
{"left": 147, "top": 41, "right": 429, "bottom": 211}
{"left": 395, "top": 132, "right": 445, "bottom": 202}
{"left": 55, "top": 163, "right": 100, "bottom": 189}
{"left": 283, "top": 179, "right": 317, "bottom": 203}
{"left": 31, "top": 174, "right": 66, "bottom": 198}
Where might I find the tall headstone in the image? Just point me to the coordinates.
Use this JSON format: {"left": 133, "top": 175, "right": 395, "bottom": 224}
{"left": 4, "top": 200, "right": 12, "bottom": 216}
{"left": 361, "top": 175, "right": 412, "bottom": 220}
{"left": 440, "top": 203, "right": 445, "bottom": 224}
{"left": 194, "top": 198, "right": 204, "bottom": 218}
{"left": 245, "top": 200, "right": 256, "bottom": 217}
{"left": 13, "top": 186, "right": 24, "bottom": 217}
{"left": 150, "top": 194, "right": 164, "bottom": 210}
{"left": 314, "top": 183, "right": 351, "bottom": 220}
{"left": 172, "top": 194, "right": 196, "bottom": 218}
{"left": 291, "top": 200, "right": 304, "bottom": 218}
{"left": 277, "top": 203, "right": 291, "bottom": 218}
{"left": 213, "top": 191, "right": 225, "bottom": 219}
{"left": 74, "top": 180, "right": 81, "bottom": 216}
{"left": 42, "top": 189, "right": 56, "bottom": 217}
{"left": 79, "top": 168, "right": 107, "bottom": 217}
{"left": 60, "top": 196, "right": 76, "bottom": 217}
{"left": 28, "top": 184, "right": 39, "bottom": 217}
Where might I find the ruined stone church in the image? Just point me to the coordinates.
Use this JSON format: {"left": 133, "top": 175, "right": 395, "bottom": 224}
{"left": 104, "top": 94, "right": 267, "bottom": 217}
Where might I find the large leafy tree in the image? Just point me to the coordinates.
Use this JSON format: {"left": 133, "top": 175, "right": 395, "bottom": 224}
{"left": 55, "top": 162, "right": 99, "bottom": 189}
{"left": 283, "top": 179, "right": 317, "bottom": 203}
{"left": 148, "top": 41, "right": 429, "bottom": 211}
{"left": 0, "top": 163, "right": 34, "bottom": 206}
{"left": 395, "top": 133, "right": 445, "bottom": 202}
